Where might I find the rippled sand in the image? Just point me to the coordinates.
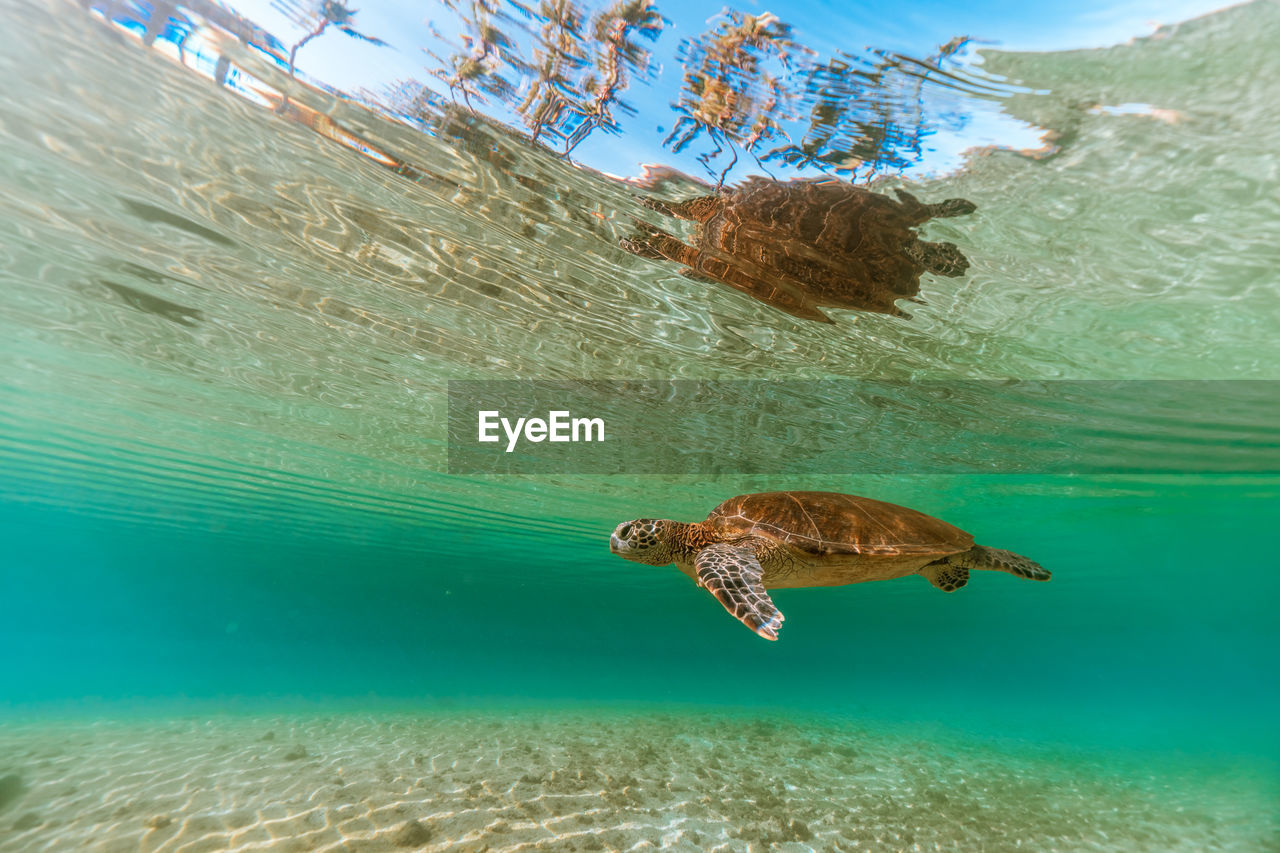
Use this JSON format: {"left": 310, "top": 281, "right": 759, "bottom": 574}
{"left": 0, "top": 711, "right": 1272, "bottom": 852}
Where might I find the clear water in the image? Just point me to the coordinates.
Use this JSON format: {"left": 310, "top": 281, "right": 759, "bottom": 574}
{"left": 1, "top": 0, "right": 1278, "bottom": 849}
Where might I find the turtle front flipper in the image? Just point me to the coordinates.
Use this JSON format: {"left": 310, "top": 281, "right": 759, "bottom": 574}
{"left": 694, "top": 542, "right": 784, "bottom": 641}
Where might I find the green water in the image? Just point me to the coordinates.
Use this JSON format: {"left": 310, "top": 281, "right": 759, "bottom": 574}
{"left": 1, "top": 0, "right": 1278, "bottom": 849}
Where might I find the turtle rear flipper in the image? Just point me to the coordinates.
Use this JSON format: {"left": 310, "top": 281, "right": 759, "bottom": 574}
{"left": 929, "top": 197, "right": 977, "bottom": 218}
{"left": 638, "top": 196, "right": 681, "bottom": 218}
{"left": 620, "top": 237, "right": 665, "bottom": 260}
{"left": 694, "top": 542, "right": 784, "bottom": 641}
{"left": 954, "top": 545, "right": 1051, "bottom": 581}
{"left": 894, "top": 188, "right": 923, "bottom": 208}
{"left": 894, "top": 189, "right": 977, "bottom": 220}
{"left": 616, "top": 235, "right": 665, "bottom": 258}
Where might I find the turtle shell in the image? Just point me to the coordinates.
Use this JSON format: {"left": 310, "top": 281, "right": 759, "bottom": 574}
{"left": 704, "top": 491, "right": 973, "bottom": 557}
{"left": 693, "top": 180, "right": 926, "bottom": 313}
{"left": 702, "top": 178, "right": 917, "bottom": 256}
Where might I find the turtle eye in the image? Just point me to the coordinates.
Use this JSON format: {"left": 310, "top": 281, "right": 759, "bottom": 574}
{"left": 619, "top": 523, "right": 633, "bottom": 539}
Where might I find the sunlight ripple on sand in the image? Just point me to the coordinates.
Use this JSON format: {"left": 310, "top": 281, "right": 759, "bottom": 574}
{"left": 0, "top": 712, "right": 1273, "bottom": 852}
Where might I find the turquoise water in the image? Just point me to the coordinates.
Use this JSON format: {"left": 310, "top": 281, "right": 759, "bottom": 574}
{"left": 1, "top": 0, "right": 1279, "bottom": 848}
{"left": 5, "top": 476, "right": 1277, "bottom": 752}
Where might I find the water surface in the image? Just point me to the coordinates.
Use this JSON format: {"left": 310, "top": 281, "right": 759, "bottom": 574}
{"left": 0, "top": 0, "right": 1277, "bottom": 849}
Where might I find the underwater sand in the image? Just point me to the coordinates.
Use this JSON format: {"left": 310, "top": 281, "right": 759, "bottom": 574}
{"left": 0, "top": 711, "right": 1274, "bottom": 852}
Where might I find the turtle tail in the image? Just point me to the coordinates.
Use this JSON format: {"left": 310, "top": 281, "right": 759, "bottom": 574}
{"left": 929, "top": 197, "right": 977, "bottom": 218}
{"left": 958, "top": 545, "right": 1051, "bottom": 581}
{"left": 894, "top": 189, "right": 976, "bottom": 220}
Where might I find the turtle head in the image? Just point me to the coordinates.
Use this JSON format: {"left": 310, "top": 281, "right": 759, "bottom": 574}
{"left": 610, "top": 518, "right": 680, "bottom": 565}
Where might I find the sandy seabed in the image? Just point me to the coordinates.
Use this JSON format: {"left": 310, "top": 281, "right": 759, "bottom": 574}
{"left": 0, "top": 711, "right": 1273, "bottom": 852}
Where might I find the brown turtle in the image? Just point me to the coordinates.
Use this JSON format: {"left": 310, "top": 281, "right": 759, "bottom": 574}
{"left": 609, "top": 491, "right": 1049, "bottom": 640}
{"left": 621, "top": 178, "right": 976, "bottom": 322}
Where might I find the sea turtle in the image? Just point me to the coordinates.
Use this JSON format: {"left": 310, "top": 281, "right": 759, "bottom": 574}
{"left": 609, "top": 491, "right": 1049, "bottom": 640}
{"left": 620, "top": 178, "right": 976, "bottom": 322}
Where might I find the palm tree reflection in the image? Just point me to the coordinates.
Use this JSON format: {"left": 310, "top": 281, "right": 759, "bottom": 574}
{"left": 98, "top": 0, "right": 986, "bottom": 186}
{"left": 273, "top": 0, "right": 389, "bottom": 76}
{"left": 427, "top": 0, "right": 664, "bottom": 156}
{"left": 422, "top": 2, "right": 975, "bottom": 184}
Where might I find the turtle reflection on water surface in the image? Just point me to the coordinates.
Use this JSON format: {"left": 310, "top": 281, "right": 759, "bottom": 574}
{"left": 621, "top": 178, "right": 976, "bottom": 323}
